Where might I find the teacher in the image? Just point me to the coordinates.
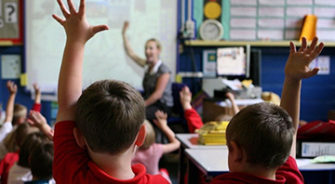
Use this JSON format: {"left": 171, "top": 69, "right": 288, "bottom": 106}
{"left": 122, "top": 21, "right": 173, "bottom": 121}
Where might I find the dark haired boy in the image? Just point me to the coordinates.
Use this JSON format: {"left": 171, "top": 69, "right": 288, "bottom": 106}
{"left": 52, "top": 0, "right": 169, "bottom": 183}
{"left": 210, "top": 37, "right": 324, "bottom": 183}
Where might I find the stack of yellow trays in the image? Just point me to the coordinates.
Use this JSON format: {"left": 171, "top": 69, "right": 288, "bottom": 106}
{"left": 196, "top": 121, "right": 229, "bottom": 145}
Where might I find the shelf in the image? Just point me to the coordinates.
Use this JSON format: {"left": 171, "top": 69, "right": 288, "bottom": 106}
{"left": 184, "top": 40, "right": 335, "bottom": 47}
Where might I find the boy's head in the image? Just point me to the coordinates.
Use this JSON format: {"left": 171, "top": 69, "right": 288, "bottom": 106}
{"left": 30, "top": 142, "right": 54, "bottom": 180}
{"left": 18, "top": 132, "right": 49, "bottom": 168}
{"left": 75, "top": 80, "right": 145, "bottom": 154}
{"left": 13, "top": 104, "right": 27, "bottom": 125}
{"left": 140, "top": 120, "right": 155, "bottom": 150}
{"left": 226, "top": 103, "right": 294, "bottom": 170}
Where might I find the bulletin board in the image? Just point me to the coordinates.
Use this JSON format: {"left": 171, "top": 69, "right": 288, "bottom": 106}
{"left": 193, "top": 0, "right": 335, "bottom": 41}
{"left": 0, "top": 0, "right": 22, "bottom": 44}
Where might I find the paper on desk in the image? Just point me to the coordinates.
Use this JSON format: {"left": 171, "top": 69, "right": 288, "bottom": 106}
{"left": 315, "top": 0, "right": 335, "bottom": 5}
{"left": 231, "top": 0, "right": 257, "bottom": 5}
{"left": 231, "top": 18, "right": 256, "bottom": 28}
{"left": 221, "top": 79, "right": 242, "bottom": 91}
{"left": 217, "top": 47, "right": 245, "bottom": 76}
{"left": 230, "top": 29, "right": 256, "bottom": 40}
{"left": 259, "top": 7, "right": 284, "bottom": 17}
{"left": 286, "top": 7, "right": 312, "bottom": 17}
{"left": 230, "top": 7, "right": 256, "bottom": 17}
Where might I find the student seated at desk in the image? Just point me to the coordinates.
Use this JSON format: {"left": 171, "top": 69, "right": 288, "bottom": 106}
{"left": 210, "top": 37, "right": 323, "bottom": 184}
{"left": 180, "top": 88, "right": 239, "bottom": 133}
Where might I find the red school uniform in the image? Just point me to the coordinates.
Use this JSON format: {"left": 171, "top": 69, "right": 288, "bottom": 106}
{"left": 53, "top": 121, "right": 169, "bottom": 184}
{"left": 210, "top": 156, "right": 304, "bottom": 184}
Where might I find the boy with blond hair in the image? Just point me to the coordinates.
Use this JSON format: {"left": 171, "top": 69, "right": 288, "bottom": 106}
{"left": 210, "top": 37, "right": 323, "bottom": 183}
{"left": 52, "top": 0, "right": 169, "bottom": 183}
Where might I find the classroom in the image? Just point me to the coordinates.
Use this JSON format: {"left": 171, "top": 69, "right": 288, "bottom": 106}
{"left": 0, "top": 0, "right": 334, "bottom": 183}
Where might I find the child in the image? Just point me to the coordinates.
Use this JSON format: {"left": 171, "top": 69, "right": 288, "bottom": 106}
{"left": 52, "top": 0, "right": 169, "bottom": 183}
{"left": 24, "top": 142, "right": 54, "bottom": 184}
{"left": 180, "top": 86, "right": 239, "bottom": 133}
{"left": 0, "top": 82, "right": 41, "bottom": 142}
{"left": 132, "top": 111, "right": 180, "bottom": 181}
{"left": 210, "top": 37, "right": 324, "bottom": 183}
{"left": 7, "top": 131, "right": 49, "bottom": 184}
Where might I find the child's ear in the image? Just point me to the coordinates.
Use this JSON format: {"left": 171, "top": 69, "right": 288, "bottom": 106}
{"left": 73, "top": 127, "right": 87, "bottom": 149}
{"left": 135, "top": 124, "right": 146, "bottom": 147}
{"left": 228, "top": 141, "right": 243, "bottom": 163}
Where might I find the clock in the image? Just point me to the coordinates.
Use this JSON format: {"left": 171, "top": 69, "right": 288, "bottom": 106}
{"left": 199, "top": 19, "right": 223, "bottom": 41}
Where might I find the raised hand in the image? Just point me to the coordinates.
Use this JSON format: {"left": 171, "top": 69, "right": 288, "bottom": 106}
{"left": 33, "top": 83, "right": 40, "bottom": 95}
{"left": 52, "top": 0, "right": 109, "bottom": 44}
{"left": 285, "top": 37, "right": 324, "bottom": 81}
{"left": 153, "top": 110, "right": 168, "bottom": 130}
{"left": 6, "top": 81, "right": 17, "bottom": 95}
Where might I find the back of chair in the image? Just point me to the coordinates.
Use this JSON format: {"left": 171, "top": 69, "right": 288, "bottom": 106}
{"left": 171, "top": 82, "right": 186, "bottom": 116}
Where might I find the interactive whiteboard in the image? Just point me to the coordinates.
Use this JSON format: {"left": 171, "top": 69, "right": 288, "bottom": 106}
{"left": 25, "top": 0, "right": 177, "bottom": 95}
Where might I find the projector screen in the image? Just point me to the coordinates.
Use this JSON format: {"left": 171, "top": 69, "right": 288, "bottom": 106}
{"left": 25, "top": 0, "right": 177, "bottom": 96}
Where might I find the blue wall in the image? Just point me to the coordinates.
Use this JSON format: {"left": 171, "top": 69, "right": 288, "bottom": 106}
{"left": 178, "top": 46, "right": 335, "bottom": 122}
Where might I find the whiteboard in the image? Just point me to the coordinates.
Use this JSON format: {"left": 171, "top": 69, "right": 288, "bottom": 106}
{"left": 25, "top": 0, "right": 177, "bottom": 94}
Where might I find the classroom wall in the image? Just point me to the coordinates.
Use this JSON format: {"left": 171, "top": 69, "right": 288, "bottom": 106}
{"left": 178, "top": 46, "right": 335, "bottom": 122}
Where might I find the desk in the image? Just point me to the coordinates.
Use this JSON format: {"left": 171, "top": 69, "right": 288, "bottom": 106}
{"left": 176, "top": 134, "right": 226, "bottom": 184}
{"left": 185, "top": 148, "right": 335, "bottom": 184}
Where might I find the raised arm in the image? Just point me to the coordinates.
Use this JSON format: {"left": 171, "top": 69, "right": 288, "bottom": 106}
{"left": 180, "top": 86, "right": 204, "bottom": 132}
{"left": 144, "top": 73, "right": 170, "bottom": 106}
{"left": 122, "top": 21, "right": 146, "bottom": 67}
{"left": 280, "top": 37, "right": 324, "bottom": 158}
{"left": 52, "top": 0, "right": 108, "bottom": 122}
{"left": 4, "top": 81, "right": 17, "bottom": 123}
{"left": 153, "top": 111, "right": 180, "bottom": 154}
{"left": 226, "top": 92, "right": 239, "bottom": 115}
{"left": 33, "top": 83, "right": 41, "bottom": 104}
{"left": 28, "top": 111, "right": 54, "bottom": 140}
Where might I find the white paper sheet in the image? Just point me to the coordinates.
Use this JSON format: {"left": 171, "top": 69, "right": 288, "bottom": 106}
{"left": 317, "top": 30, "right": 335, "bottom": 41}
{"left": 258, "top": 7, "right": 284, "bottom": 17}
{"left": 259, "top": 0, "right": 285, "bottom": 5}
{"left": 315, "top": 8, "right": 335, "bottom": 18}
{"left": 230, "top": 29, "right": 256, "bottom": 40}
{"left": 230, "top": 18, "right": 256, "bottom": 28}
{"left": 230, "top": 7, "right": 257, "bottom": 17}
{"left": 217, "top": 47, "right": 245, "bottom": 76}
{"left": 310, "top": 56, "right": 330, "bottom": 75}
{"left": 230, "top": 0, "right": 257, "bottom": 5}
{"left": 318, "top": 19, "right": 335, "bottom": 29}
{"left": 286, "top": 18, "right": 303, "bottom": 28}
{"left": 287, "top": 0, "right": 312, "bottom": 5}
{"left": 1, "top": 55, "right": 21, "bottom": 79}
{"left": 286, "top": 7, "right": 312, "bottom": 17}
{"left": 315, "top": 0, "right": 335, "bottom": 5}
{"left": 258, "top": 18, "right": 284, "bottom": 28}
{"left": 257, "top": 29, "right": 284, "bottom": 40}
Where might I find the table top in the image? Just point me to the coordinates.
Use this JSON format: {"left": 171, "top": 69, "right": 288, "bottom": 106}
{"left": 176, "top": 133, "right": 227, "bottom": 149}
{"left": 185, "top": 148, "right": 335, "bottom": 176}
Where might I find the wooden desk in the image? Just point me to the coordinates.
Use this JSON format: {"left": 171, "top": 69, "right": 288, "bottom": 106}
{"left": 185, "top": 148, "right": 335, "bottom": 184}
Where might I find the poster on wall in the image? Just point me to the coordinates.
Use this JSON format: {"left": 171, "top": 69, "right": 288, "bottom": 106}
{"left": 0, "top": 0, "right": 22, "bottom": 44}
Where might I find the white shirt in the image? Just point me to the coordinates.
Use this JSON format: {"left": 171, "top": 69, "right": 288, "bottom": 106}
{"left": 0, "top": 121, "right": 13, "bottom": 143}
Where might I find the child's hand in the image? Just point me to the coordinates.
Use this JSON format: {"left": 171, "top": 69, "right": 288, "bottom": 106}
{"left": 6, "top": 81, "right": 17, "bottom": 95}
{"left": 179, "top": 86, "right": 192, "bottom": 110}
{"left": 153, "top": 110, "right": 168, "bottom": 129}
{"left": 52, "top": 0, "right": 109, "bottom": 44}
{"left": 28, "top": 110, "right": 47, "bottom": 128}
{"left": 33, "top": 83, "right": 41, "bottom": 95}
{"left": 285, "top": 37, "right": 324, "bottom": 81}
{"left": 122, "top": 21, "right": 129, "bottom": 35}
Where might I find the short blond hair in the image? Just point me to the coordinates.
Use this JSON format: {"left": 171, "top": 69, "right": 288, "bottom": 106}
{"left": 13, "top": 104, "right": 27, "bottom": 125}
{"left": 145, "top": 38, "right": 162, "bottom": 51}
{"left": 140, "top": 120, "right": 155, "bottom": 150}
